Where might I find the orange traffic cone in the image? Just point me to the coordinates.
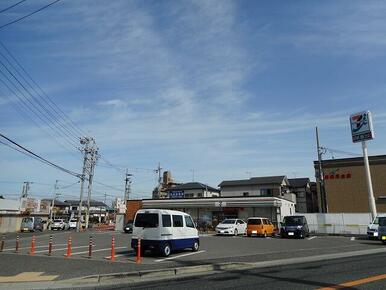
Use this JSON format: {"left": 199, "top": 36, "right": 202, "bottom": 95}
{"left": 110, "top": 236, "right": 115, "bottom": 261}
{"left": 64, "top": 235, "right": 72, "bottom": 258}
{"left": 136, "top": 239, "right": 141, "bottom": 264}
{"left": 29, "top": 235, "right": 36, "bottom": 255}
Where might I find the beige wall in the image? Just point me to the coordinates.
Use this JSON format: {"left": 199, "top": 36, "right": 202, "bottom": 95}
{"left": 324, "top": 163, "right": 386, "bottom": 213}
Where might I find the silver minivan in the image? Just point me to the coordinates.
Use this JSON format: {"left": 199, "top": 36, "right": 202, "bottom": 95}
{"left": 20, "top": 217, "right": 44, "bottom": 232}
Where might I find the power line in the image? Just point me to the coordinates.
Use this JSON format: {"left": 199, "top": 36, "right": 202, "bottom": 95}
{"left": 0, "top": 41, "right": 86, "bottom": 138}
{"left": 0, "top": 85, "right": 80, "bottom": 160}
{"left": 0, "top": 58, "right": 80, "bottom": 148}
{"left": 0, "top": 0, "right": 61, "bottom": 31}
{"left": 0, "top": 132, "right": 81, "bottom": 178}
{"left": 0, "top": 0, "right": 27, "bottom": 14}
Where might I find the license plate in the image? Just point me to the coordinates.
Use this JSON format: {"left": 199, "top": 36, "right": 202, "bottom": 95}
{"left": 374, "top": 232, "right": 379, "bottom": 237}
{"left": 382, "top": 236, "right": 386, "bottom": 240}
{"left": 252, "top": 230, "right": 257, "bottom": 234}
{"left": 288, "top": 232, "right": 294, "bottom": 236}
{"left": 23, "top": 228, "right": 28, "bottom": 231}
{"left": 220, "top": 230, "right": 224, "bottom": 233}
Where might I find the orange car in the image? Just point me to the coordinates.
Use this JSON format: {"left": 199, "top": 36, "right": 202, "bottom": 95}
{"left": 246, "top": 217, "right": 275, "bottom": 237}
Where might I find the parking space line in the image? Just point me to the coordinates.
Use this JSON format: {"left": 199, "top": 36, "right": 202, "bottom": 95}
{"left": 71, "top": 246, "right": 127, "bottom": 256}
{"left": 307, "top": 236, "right": 317, "bottom": 240}
{"left": 34, "top": 245, "right": 91, "bottom": 254}
{"left": 2, "top": 243, "right": 68, "bottom": 251}
{"left": 154, "top": 250, "right": 206, "bottom": 262}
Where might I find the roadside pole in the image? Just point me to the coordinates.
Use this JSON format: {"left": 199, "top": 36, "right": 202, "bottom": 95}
{"left": 361, "top": 141, "right": 377, "bottom": 220}
{"left": 350, "top": 111, "right": 377, "bottom": 220}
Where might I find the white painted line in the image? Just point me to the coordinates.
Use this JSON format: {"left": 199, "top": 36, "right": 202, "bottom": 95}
{"left": 71, "top": 246, "right": 127, "bottom": 256}
{"left": 34, "top": 245, "right": 92, "bottom": 254}
{"left": 2, "top": 243, "right": 68, "bottom": 252}
{"left": 307, "top": 236, "right": 317, "bottom": 240}
{"left": 351, "top": 237, "right": 356, "bottom": 241}
{"left": 155, "top": 250, "right": 206, "bottom": 262}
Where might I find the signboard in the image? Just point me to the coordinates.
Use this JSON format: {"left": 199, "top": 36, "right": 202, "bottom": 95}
{"left": 169, "top": 191, "right": 184, "bottom": 199}
{"left": 350, "top": 111, "right": 374, "bottom": 143}
{"left": 215, "top": 201, "right": 227, "bottom": 207}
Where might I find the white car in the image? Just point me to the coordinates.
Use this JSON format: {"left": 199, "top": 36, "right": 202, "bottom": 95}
{"left": 215, "top": 219, "right": 247, "bottom": 236}
{"left": 51, "top": 219, "right": 67, "bottom": 230}
{"left": 68, "top": 219, "right": 77, "bottom": 229}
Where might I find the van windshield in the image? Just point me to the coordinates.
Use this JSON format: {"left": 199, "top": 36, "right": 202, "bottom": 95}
{"left": 379, "top": 217, "right": 386, "bottom": 226}
{"left": 22, "top": 217, "right": 33, "bottom": 223}
{"left": 135, "top": 213, "right": 159, "bottom": 228}
{"left": 283, "top": 216, "right": 304, "bottom": 226}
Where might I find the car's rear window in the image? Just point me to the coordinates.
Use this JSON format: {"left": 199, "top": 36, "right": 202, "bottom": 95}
{"left": 22, "top": 217, "right": 33, "bottom": 223}
{"left": 135, "top": 213, "right": 159, "bottom": 228}
{"left": 248, "top": 219, "right": 261, "bottom": 225}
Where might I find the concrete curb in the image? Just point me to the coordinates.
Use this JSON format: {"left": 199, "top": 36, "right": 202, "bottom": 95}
{"left": 65, "top": 246, "right": 386, "bottom": 284}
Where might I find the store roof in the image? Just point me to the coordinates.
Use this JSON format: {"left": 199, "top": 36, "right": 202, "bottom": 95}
{"left": 64, "top": 200, "right": 107, "bottom": 207}
{"left": 168, "top": 182, "right": 220, "bottom": 193}
{"left": 219, "top": 176, "right": 288, "bottom": 187}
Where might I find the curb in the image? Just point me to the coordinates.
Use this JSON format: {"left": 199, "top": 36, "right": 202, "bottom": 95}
{"left": 64, "top": 246, "right": 386, "bottom": 285}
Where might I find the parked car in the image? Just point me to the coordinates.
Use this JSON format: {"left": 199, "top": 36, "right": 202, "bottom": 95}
{"left": 20, "top": 217, "right": 44, "bottom": 232}
{"left": 378, "top": 216, "right": 386, "bottom": 244}
{"left": 68, "top": 219, "right": 77, "bottom": 230}
{"left": 131, "top": 209, "right": 199, "bottom": 257}
{"left": 367, "top": 214, "right": 386, "bottom": 239}
{"left": 124, "top": 221, "right": 133, "bottom": 233}
{"left": 50, "top": 219, "right": 67, "bottom": 230}
{"left": 247, "top": 217, "right": 275, "bottom": 237}
{"left": 215, "top": 219, "right": 247, "bottom": 236}
{"left": 280, "top": 215, "right": 309, "bottom": 238}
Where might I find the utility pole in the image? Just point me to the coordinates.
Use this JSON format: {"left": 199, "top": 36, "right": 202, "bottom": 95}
{"left": 316, "top": 126, "right": 327, "bottom": 213}
{"left": 124, "top": 169, "right": 132, "bottom": 205}
{"left": 77, "top": 137, "right": 98, "bottom": 232}
{"left": 50, "top": 180, "right": 59, "bottom": 221}
{"left": 20, "top": 181, "right": 32, "bottom": 199}
{"left": 124, "top": 170, "right": 132, "bottom": 221}
{"left": 85, "top": 143, "right": 98, "bottom": 230}
{"left": 156, "top": 162, "right": 162, "bottom": 198}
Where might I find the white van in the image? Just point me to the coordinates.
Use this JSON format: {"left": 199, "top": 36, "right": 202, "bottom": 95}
{"left": 367, "top": 214, "right": 386, "bottom": 239}
{"left": 131, "top": 209, "right": 199, "bottom": 257}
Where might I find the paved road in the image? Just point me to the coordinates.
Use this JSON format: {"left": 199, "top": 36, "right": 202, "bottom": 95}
{"left": 126, "top": 253, "right": 386, "bottom": 290}
{"left": 0, "top": 231, "right": 385, "bottom": 281}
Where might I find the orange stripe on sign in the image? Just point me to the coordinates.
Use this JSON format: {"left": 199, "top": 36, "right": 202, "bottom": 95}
{"left": 318, "top": 273, "right": 386, "bottom": 289}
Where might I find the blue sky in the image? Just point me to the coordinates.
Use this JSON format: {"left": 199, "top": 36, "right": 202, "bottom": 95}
{"left": 1, "top": 0, "right": 386, "bottom": 203}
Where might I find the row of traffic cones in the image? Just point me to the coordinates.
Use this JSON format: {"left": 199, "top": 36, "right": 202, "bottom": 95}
{"left": 3, "top": 234, "right": 142, "bottom": 264}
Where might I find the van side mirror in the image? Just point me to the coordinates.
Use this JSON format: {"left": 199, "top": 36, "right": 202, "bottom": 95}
{"left": 280, "top": 222, "right": 284, "bottom": 226}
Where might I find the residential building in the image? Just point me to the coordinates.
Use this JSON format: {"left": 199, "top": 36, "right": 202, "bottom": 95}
{"left": 40, "top": 199, "right": 70, "bottom": 216}
{"left": 288, "top": 178, "right": 316, "bottom": 213}
{"left": 313, "top": 155, "right": 386, "bottom": 213}
{"left": 219, "top": 176, "right": 291, "bottom": 198}
{"left": 167, "top": 182, "right": 220, "bottom": 199}
{"left": 64, "top": 200, "right": 108, "bottom": 222}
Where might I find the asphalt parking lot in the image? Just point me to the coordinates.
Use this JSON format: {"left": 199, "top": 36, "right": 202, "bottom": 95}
{"left": 1, "top": 229, "right": 385, "bottom": 283}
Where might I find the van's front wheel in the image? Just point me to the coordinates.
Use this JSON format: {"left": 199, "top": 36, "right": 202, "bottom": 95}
{"left": 192, "top": 240, "right": 199, "bottom": 252}
{"left": 161, "top": 243, "right": 171, "bottom": 257}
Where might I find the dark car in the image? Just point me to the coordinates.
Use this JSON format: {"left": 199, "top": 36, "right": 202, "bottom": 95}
{"left": 124, "top": 221, "right": 133, "bottom": 233}
{"left": 378, "top": 217, "right": 386, "bottom": 244}
{"left": 280, "top": 215, "right": 309, "bottom": 239}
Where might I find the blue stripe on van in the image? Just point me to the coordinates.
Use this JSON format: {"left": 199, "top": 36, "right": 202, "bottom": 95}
{"left": 131, "top": 237, "right": 199, "bottom": 252}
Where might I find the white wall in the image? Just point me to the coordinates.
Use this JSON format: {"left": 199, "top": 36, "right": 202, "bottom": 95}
{"left": 302, "top": 213, "right": 386, "bottom": 235}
